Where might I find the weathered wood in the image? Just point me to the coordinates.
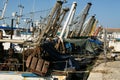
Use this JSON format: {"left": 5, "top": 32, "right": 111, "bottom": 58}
{"left": 35, "top": 59, "right": 44, "bottom": 71}
{"left": 35, "top": 1, "right": 63, "bottom": 45}
{"left": 0, "top": 39, "right": 25, "bottom": 44}
{"left": 41, "top": 61, "right": 50, "bottom": 74}
{"left": 26, "top": 55, "right": 32, "bottom": 68}
{"left": 30, "top": 57, "right": 38, "bottom": 70}
{"left": 26, "top": 56, "right": 50, "bottom": 76}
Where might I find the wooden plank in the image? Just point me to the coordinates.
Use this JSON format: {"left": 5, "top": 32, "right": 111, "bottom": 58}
{"left": 0, "top": 39, "right": 25, "bottom": 44}
{"left": 35, "top": 59, "right": 44, "bottom": 71}
{"left": 30, "top": 57, "right": 38, "bottom": 70}
{"left": 42, "top": 61, "right": 49, "bottom": 73}
{"left": 26, "top": 55, "right": 32, "bottom": 68}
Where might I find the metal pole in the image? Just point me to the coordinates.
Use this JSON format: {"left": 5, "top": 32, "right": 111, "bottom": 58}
{"left": 64, "top": 7, "right": 76, "bottom": 38}
{"left": 0, "top": 0, "right": 8, "bottom": 19}
{"left": 59, "top": 2, "right": 77, "bottom": 39}
{"left": 10, "top": 19, "right": 14, "bottom": 48}
{"left": 103, "top": 28, "right": 107, "bottom": 61}
{"left": 76, "top": 3, "right": 92, "bottom": 36}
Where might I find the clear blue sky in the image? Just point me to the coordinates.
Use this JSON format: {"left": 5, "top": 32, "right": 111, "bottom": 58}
{"left": 1, "top": 0, "right": 120, "bottom": 28}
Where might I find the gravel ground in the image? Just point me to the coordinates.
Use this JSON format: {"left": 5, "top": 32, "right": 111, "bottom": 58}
{"left": 87, "top": 52, "right": 120, "bottom": 80}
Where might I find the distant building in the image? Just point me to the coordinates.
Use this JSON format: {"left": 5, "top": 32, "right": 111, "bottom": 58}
{"left": 106, "top": 28, "right": 120, "bottom": 52}
{"left": 106, "top": 28, "right": 120, "bottom": 40}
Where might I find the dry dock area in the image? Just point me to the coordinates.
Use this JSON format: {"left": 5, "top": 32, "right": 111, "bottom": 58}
{"left": 87, "top": 52, "right": 120, "bottom": 80}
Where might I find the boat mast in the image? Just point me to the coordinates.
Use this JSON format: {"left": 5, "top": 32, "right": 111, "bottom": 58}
{"left": 0, "top": 0, "right": 8, "bottom": 20}
{"left": 55, "top": 2, "right": 77, "bottom": 52}
{"left": 52, "top": 8, "right": 69, "bottom": 37}
{"left": 70, "top": 3, "right": 92, "bottom": 37}
{"left": 103, "top": 28, "right": 107, "bottom": 61}
{"left": 80, "top": 15, "right": 95, "bottom": 36}
{"left": 64, "top": 5, "right": 76, "bottom": 39}
{"left": 59, "top": 2, "right": 77, "bottom": 39}
{"left": 34, "top": 0, "right": 63, "bottom": 45}
{"left": 16, "top": 4, "right": 24, "bottom": 28}
{"left": 76, "top": 3, "right": 92, "bottom": 37}
{"left": 93, "top": 25, "right": 103, "bottom": 37}
{"left": 89, "top": 19, "right": 98, "bottom": 36}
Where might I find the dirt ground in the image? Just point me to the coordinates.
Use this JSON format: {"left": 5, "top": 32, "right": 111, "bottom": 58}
{"left": 87, "top": 52, "right": 120, "bottom": 80}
